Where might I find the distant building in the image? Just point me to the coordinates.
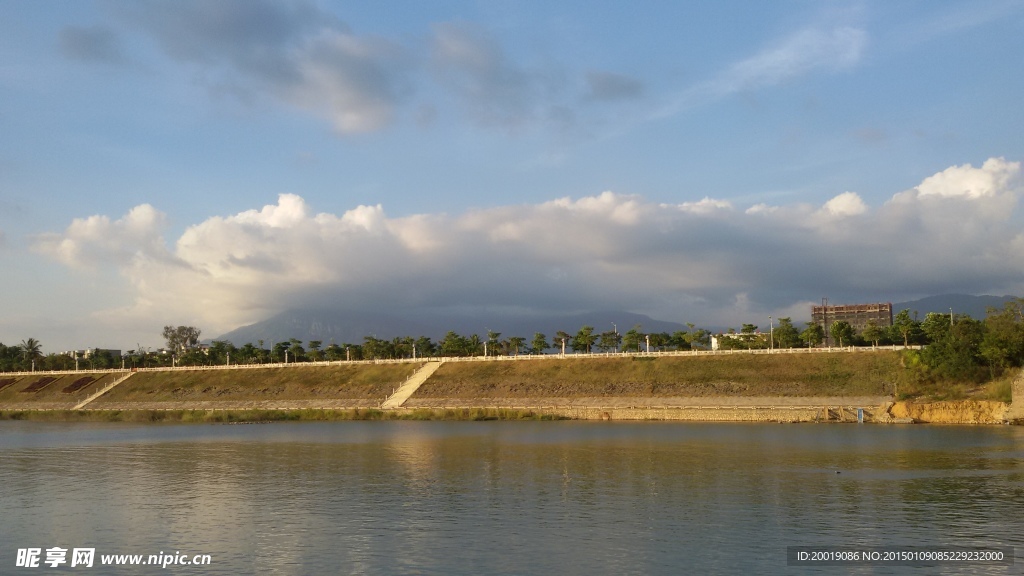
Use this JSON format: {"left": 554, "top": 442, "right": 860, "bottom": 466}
{"left": 812, "top": 301, "right": 892, "bottom": 345}
{"left": 64, "top": 348, "right": 122, "bottom": 359}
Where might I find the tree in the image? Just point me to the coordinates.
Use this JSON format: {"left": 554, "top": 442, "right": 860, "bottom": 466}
{"left": 920, "top": 311, "right": 959, "bottom": 345}
{"left": 486, "top": 331, "right": 501, "bottom": 356}
{"left": 669, "top": 330, "right": 691, "bottom": 351}
{"left": 325, "top": 343, "right": 345, "bottom": 361}
{"left": 649, "top": 332, "right": 670, "bottom": 351}
{"left": 308, "top": 340, "right": 323, "bottom": 361}
{"left": 920, "top": 316, "right": 987, "bottom": 383}
{"left": 572, "top": 326, "right": 597, "bottom": 353}
{"left": 392, "top": 336, "right": 413, "bottom": 359}
{"left": 892, "top": 310, "right": 918, "bottom": 347}
{"left": 830, "top": 321, "right": 854, "bottom": 348}
{"left": 208, "top": 340, "right": 235, "bottom": 365}
{"left": 19, "top": 338, "right": 43, "bottom": 367}
{"left": 774, "top": 318, "right": 801, "bottom": 349}
{"left": 238, "top": 343, "right": 260, "bottom": 364}
{"left": 288, "top": 338, "right": 306, "bottom": 362}
{"left": 508, "top": 336, "right": 526, "bottom": 356}
{"left": 861, "top": 320, "right": 884, "bottom": 347}
{"left": 596, "top": 330, "right": 620, "bottom": 352}
{"left": 687, "top": 327, "right": 710, "bottom": 349}
{"left": 554, "top": 331, "right": 572, "bottom": 354}
{"left": 162, "top": 326, "right": 201, "bottom": 354}
{"left": 272, "top": 341, "right": 289, "bottom": 362}
{"left": 440, "top": 331, "right": 469, "bottom": 357}
{"left": 468, "top": 334, "right": 484, "bottom": 356}
{"left": 414, "top": 336, "right": 436, "bottom": 358}
{"left": 530, "top": 333, "right": 548, "bottom": 354}
{"left": 801, "top": 322, "right": 824, "bottom": 347}
{"left": 622, "top": 325, "right": 642, "bottom": 352}
{"left": 362, "top": 336, "right": 388, "bottom": 359}
{"left": 981, "top": 299, "right": 1024, "bottom": 372}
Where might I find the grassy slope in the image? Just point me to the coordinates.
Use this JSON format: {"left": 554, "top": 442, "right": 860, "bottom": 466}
{"left": 0, "top": 373, "right": 121, "bottom": 407}
{"left": 417, "top": 353, "right": 907, "bottom": 398}
{"left": 92, "top": 364, "right": 422, "bottom": 404}
{"left": 4, "top": 351, "right": 1002, "bottom": 409}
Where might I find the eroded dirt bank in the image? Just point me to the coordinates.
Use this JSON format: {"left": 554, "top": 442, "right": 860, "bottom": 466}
{"left": 889, "top": 400, "right": 1009, "bottom": 424}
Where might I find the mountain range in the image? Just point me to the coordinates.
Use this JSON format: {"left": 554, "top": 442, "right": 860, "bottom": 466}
{"left": 215, "top": 294, "right": 1018, "bottom": 346}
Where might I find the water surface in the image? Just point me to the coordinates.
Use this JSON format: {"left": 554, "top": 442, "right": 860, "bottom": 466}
{"left": 1, "top": 421, "right": 1021, "bottom": 574}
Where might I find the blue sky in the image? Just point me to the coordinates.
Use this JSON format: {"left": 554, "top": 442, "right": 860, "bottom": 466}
{"left": 1, "top": 0, "right": 1023, "bottom": 352}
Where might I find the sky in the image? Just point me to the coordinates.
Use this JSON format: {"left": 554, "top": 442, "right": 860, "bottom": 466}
{"left": 2, "top": 0, "right": 1024, "bottom": 353}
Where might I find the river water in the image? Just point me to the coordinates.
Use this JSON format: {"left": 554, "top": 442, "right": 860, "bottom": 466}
{"left": 1, "top": 421, "right": 1021, "bottom": 574}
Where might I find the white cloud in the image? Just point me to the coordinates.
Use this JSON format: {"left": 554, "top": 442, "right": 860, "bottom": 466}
{"left": 821, "top": 191, "right": 867, "bottom": 217}
{"left": 34, "top": 204, "right": 169, "bottom": 268}
{"left": 34, "top": 157, "right": 1024, "bottom": 337}
{"left": 915, "top": 157, "right": 1020, "bottom": 199}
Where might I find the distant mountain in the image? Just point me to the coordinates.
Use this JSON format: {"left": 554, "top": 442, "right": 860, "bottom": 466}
{"left": 216, "top": 308, "right": 692, "bottom": 347}
{"left": 892, "top": 294, "right": 1017, "bottom": 320}
{"left": 215, "top": 294, "right": 1021, "bottom": 346}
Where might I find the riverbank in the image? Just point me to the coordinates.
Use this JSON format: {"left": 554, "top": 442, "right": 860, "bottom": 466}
{"left": 0, "top": 400, "right": 1010, "bottom": 423}
{"left": 0, "top": 352, "right": 1018, "bottom": 423}
{"left": 0, "top": 408, "right": 565, "bottom": 422}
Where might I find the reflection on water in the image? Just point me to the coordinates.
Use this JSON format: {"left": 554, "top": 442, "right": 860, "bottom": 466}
{"left": 1, "top": 421, "right": 1022, "bottom": 574}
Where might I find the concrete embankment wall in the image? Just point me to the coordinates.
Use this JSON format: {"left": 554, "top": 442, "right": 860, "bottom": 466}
{"left": 402, "top": 397, "right": 893, "bottom": 422}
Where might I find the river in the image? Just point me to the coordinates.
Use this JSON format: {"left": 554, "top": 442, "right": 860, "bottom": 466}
{"left": 1, "top": 421, "right": 1021, "bottom": 574}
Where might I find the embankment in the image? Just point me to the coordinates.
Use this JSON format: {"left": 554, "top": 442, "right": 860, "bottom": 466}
{"left": 0, "top": 352, "right": 1017, "bottom": 423}
{"left": 890, "top": 400, "right": 1009, "bottom": 424}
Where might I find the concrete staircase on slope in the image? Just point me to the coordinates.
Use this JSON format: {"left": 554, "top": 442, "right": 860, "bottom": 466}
{"left": 382, "top": 361, "right": 443, "bottom": 409}
{"left": 73, "top": 372, "right": 136, "bottom": 410}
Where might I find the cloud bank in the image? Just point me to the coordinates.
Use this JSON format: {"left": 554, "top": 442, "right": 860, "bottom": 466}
{"left": 35, "top": 157, "right": 1024, "bottom": 335}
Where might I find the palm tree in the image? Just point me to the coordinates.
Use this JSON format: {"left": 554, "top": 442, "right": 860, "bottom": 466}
{"left": 19, "top": 338, "right": 42, "bottom": 370}
{"left": 508, "top": 336, "right": 526, "bottom": 356}
{"left": 20, "top": 338, "right": 41, "bottom": 358}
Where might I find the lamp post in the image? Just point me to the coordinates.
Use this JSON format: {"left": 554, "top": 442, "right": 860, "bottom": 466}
{"left": 769, "top": 316, "right": 773, "bottom": 352}
{"left": 612, "top": 322, "right": 618, "bottom": 353}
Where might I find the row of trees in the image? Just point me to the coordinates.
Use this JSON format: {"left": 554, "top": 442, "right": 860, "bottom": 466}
{"left": 171, "top": 324, "right": 714, "bottom": 366}
{"left": 0, "top": 339, "right": 124, "bottom": 373}
{"left": 715, "top": 317, "right": 867, "bottom": 350}
{"left": 7, "top": 302, "right": 1024, "bottom": 384}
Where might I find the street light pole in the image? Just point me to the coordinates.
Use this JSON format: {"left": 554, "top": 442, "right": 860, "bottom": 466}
{"left": 769, "top": 316, "right": 773, "bottom": 352}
